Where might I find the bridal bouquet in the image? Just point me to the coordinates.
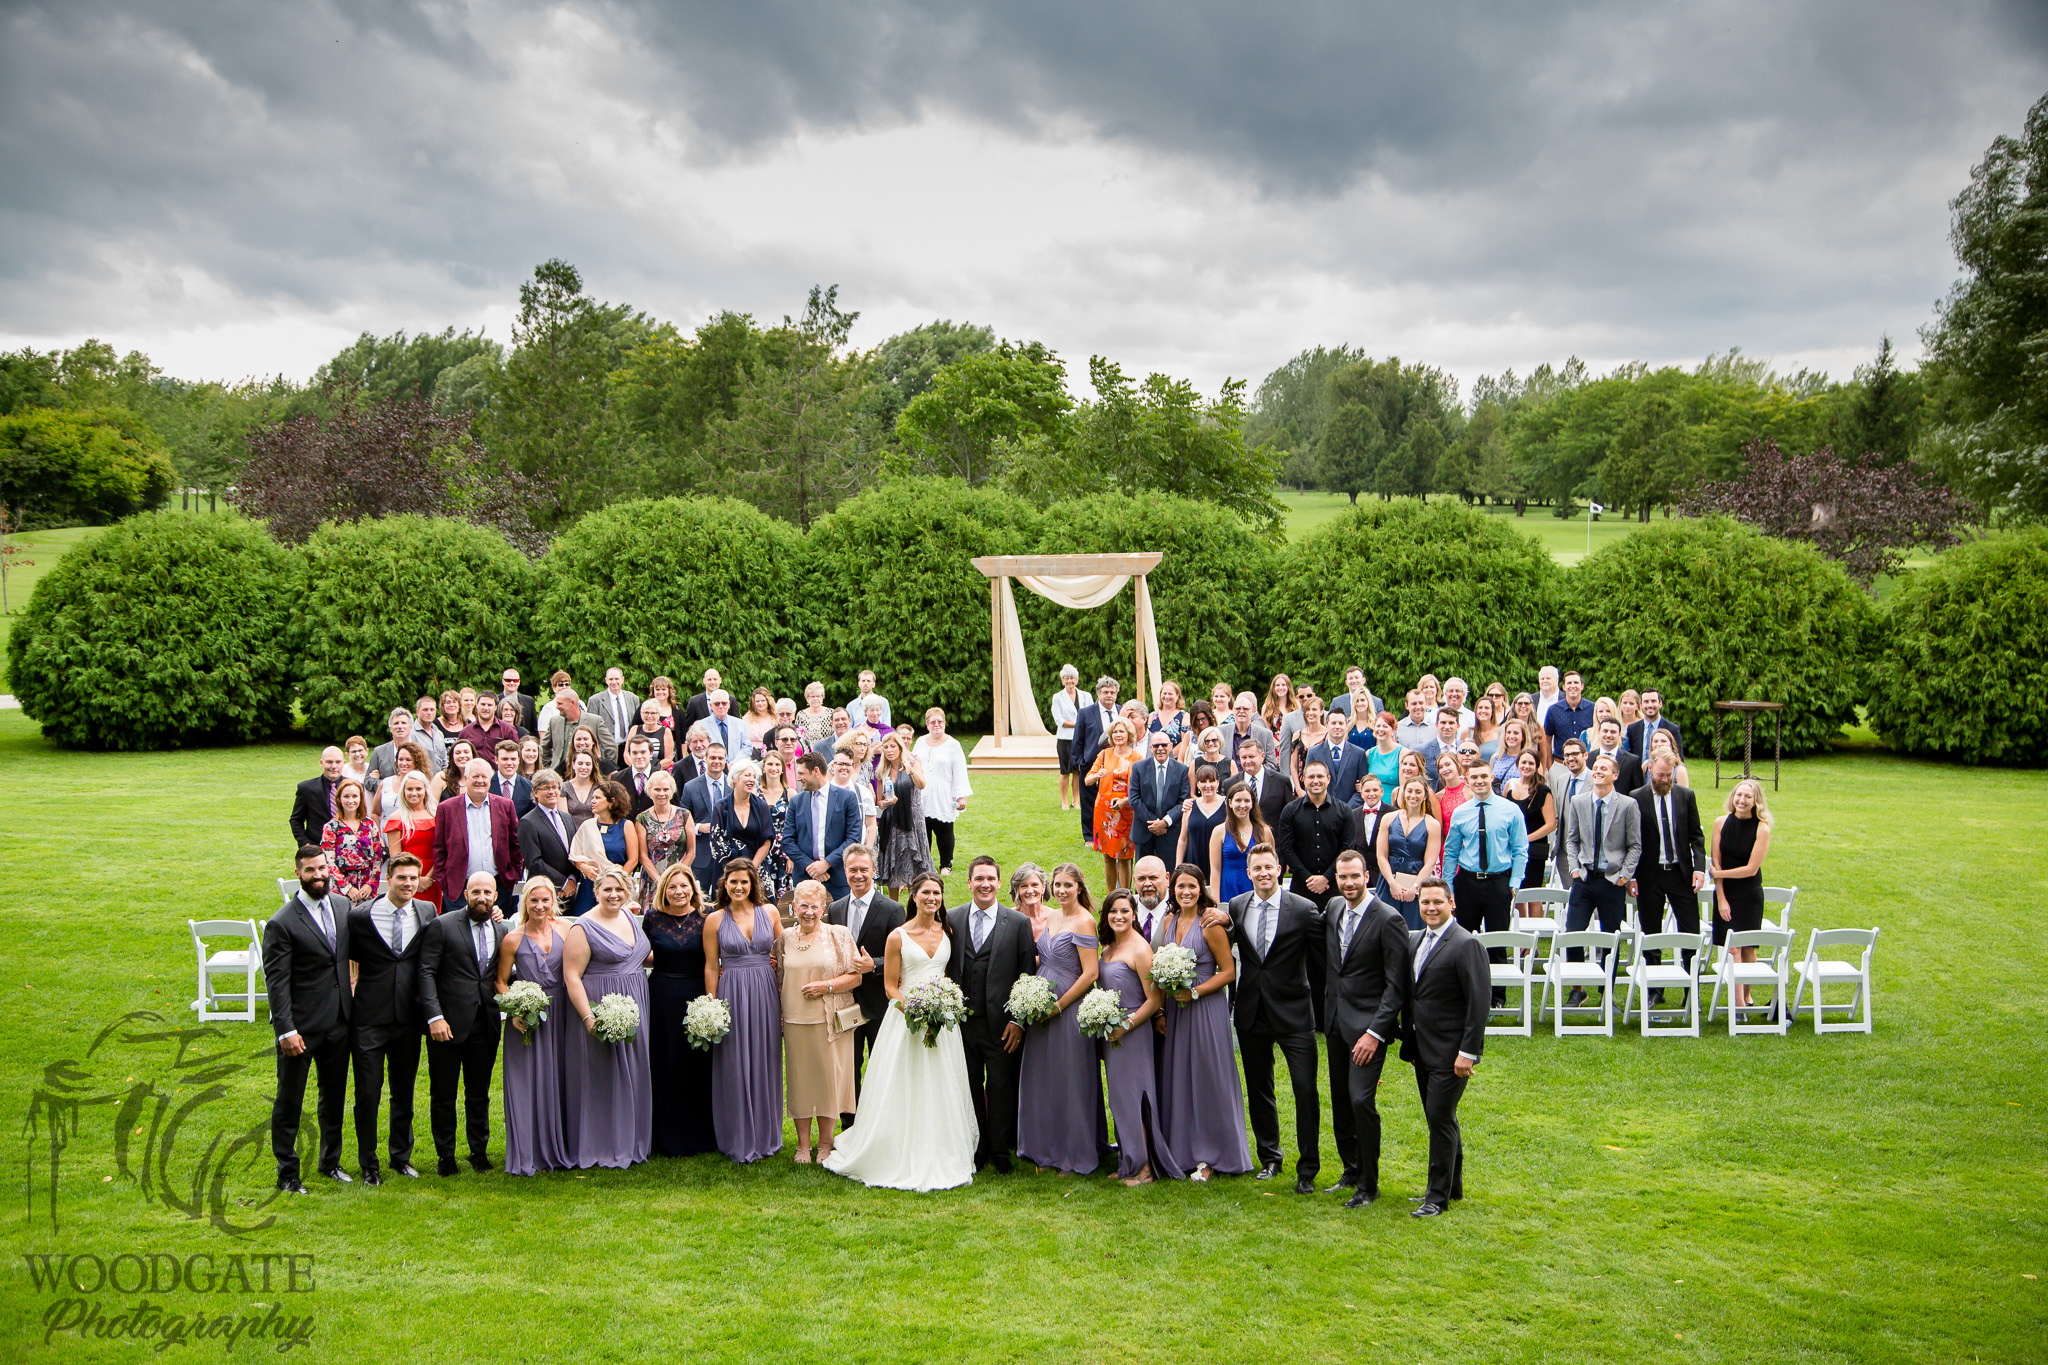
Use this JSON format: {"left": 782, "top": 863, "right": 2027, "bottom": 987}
{"left": 590, "top": 992, "right": 642, "bottom": 1044}
{"left": 495, "top": 980, "right": 549, "bottom": 1045}
{"left": 1151, "top": 943, "right": 1200, "bottom": 1000}
{"left": 684, "top": 995, "right": 731, "bottom": 1051}
{"left": 1075, "top": 987, "right": 1132, "bottom": 1045}
{"left": 901, "top": 977, "right": 969, "bottom": 1048}
{"left": 1004, "top": 974, "right": 1060, "bottom": 1027}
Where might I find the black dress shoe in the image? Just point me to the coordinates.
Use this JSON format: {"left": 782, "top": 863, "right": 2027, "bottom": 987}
{"left": 1566, "top": 987, "right": 1587, "bottom": 1008}
{"left": 276, "top": 1178, "right": 308, "bottom": 1195}
{"left": 1294, "top": 1175, "right": 1315, "bottom": 1194}
{"left": 1344, "top": 1189, "right": 1379, "bottom": 1209}
{"left": 360, "top": 1169, "right": 384, "bottom": 1187}
{"left": 1324, "top": 1174, "right": 1357, "bottom": 1192}
{"left": 1255, "top": 1161, "right": 1282, "bottom": 1181}
{"left": 991, "top": 1154, "right": 1013, "bottom": 1175}
{"left": 1411, "top": 1202, "right": 1444, "bottom": 1218}
{"left": 390, "top": 1163, "right": 419, "bottom": 1179}
{"left": 437, "top": 1157, "right": 460, "bottom": 1177}
{"left": 469, "top": 1154, "right": 493, "bottom": 1173}
{"left": 318, "top": 1167, "right": 353, "bottom": 1184}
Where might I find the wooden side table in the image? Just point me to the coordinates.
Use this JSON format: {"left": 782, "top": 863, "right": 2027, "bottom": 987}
{"left": 1712, "top": 700, "right": 1784, "bottom": 790}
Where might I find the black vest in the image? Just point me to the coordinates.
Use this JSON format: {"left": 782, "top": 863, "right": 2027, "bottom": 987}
{"left": 961, "top": 921, "right": 994, "bottom": 1037}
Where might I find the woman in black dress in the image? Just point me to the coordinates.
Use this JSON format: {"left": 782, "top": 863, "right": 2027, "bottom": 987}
{"left": 1711, "top": 778, "right": 1774, "bottom": 1008}
{"left": 645, "top": 865, "right": 717, "bottom": 1156}
{"left": 1506, "top": 749, "right": 1556, "bottom": 891}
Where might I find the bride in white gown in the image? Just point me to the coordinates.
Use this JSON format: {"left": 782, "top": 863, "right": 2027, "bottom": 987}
{"left": 824, "top": 873, "right": 979, "bottom": 1191}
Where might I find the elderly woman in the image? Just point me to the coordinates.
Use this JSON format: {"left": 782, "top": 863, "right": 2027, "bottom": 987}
{"left": 635, "top": 769, "right": 695, "bottom": 906}
{"left": 1086, "top": 718, "right": 1140, "bottom": 891}
{"left": 569, "top": 780, "right": 643, "bottom": 916}
{"left": 773, "top": 880, "right": 862, "bottom": 1163}
{"left": 1051, "top": 665, "right": 1083, "bottom": 810}
{"left": 341, "top": 735, "right": 373, "bottom": 793}
{"left": 626, "top": 699, "right": 673, "bottom": 768}
{"left": 1191, "top": 724, "right": 1227, "bottom": 779}
{"left": 797, "top": 682, "right": 835, "bottom": 752}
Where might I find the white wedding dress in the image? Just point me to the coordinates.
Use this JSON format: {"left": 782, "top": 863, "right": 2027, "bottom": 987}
{"left": 822, "top": 931, "right": 978, "bottom": 1191}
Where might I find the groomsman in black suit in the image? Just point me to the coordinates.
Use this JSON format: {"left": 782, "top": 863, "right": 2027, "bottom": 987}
{"left": 1224, "top": 736, "right": 1291, "bottom": 831}
{"left": 1629, "top": 751, "right": 1707, "bottom": 988}
{"left": 1226, "top": 843, "right": 1326, "bottom": 1193}
{"left": 263, "top": 846, "right": 354, "bottom": 1192}
{"left": 417, "top": 873, "right": 508, "bottom": 1176}
{"left": 945, "top": 856, "right": 1039, "bottom": 1173}
{"left": 1127, "top": 729, "right": 1189, "bottom": 865}
{"left": 680, "top": 667, "right": 721, "bottom": 738}
{"left": 1395, "top": 879, "right": 1488, "bottom": 1217}
{"left": 345, "top": 853, "right": 436, "bottom": 1183}
{"left": 288, "top": 747, "right": 345, "bottom": 848}
{"left": 1321, "top": 850, "right": 1411, "bottom": 1206}
{"left": 827, "top": 844, "right": 904, "bottom": 1114}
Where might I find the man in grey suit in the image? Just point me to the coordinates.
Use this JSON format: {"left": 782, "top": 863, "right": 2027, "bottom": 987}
{"left": 369, "top": 707, "right": 427, "bottom": 787}
{"left": 591, "top": 667, "right": 641, "bottom": 745}
{"left": 1547, "top": 736, "right": 1590, "bottom": 885}
{"left": 541, "top": 690, "right": 617, "bottom": 771}
{"left": 944, "top": 856, "right": 1038, "bottom": 1173}
{"left": 1563, "top": 753, "right": 1641, "bottom": 996}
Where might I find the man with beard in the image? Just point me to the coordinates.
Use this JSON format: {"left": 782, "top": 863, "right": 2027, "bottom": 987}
{"left": 264, "top": 847, "right": 355, "bottom": 1192}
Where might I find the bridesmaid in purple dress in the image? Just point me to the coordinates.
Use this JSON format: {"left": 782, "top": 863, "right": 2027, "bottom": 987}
{"left": 560, "top": 871, "right": 653, "bottom": 1169}
{"left": 703, "top": 859, "right": 784, "bottom": 1163}
{"left": 1157, "top": 866, "right": 1251, "bottom": 1181}
{"left": 1017, "top": 863, "right": 1104, "bottom": 1175}
{"left": 496, "top": 878, "right": 572, "bottom": 1175}
{"left": 1095, "top": 889, "right": 1183, "bottom": 1185}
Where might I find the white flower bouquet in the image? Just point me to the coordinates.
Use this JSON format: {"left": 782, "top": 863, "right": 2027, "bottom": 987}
{"left": 1151, "top": 943, "right": 1200, "bottom": 1000}
{"left": 1075, "top": 987, "right": 1132, "bottom": 1045}
{"left": 684, "top": 994, "right": 732, "bottom": 1051}
{"left": 495, "top": 979, "right": 549, "bottom": 1045}
{"left": 1004, "top": 974, "right": 1060, "bottom": 1027}
{"left": 901, "top": 977, "right": 969, "bottom": 1048}
{"left": 590, "top": 992, "right": 642, "bottom": 1044}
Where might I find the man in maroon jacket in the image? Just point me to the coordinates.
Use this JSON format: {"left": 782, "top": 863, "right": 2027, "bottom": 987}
{"left": 432, "top": 760, "right": 524, "bottom": 908}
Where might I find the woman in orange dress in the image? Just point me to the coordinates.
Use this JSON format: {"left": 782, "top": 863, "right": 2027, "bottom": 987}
{"left": 382, "top": 770, "right": 441, "bottom": 909}
{"left": 1087, "top": 718, "right": 1140, "bottom": 892}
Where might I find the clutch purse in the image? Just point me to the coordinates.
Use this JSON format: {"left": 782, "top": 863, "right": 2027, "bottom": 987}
{"left": 833, "top": 1003, "right": 866, "bottom": 1032}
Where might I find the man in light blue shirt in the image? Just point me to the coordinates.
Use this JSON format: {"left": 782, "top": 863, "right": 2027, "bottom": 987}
{"left": 1440, "top": 758, "right": 1528, "bottom": 1005}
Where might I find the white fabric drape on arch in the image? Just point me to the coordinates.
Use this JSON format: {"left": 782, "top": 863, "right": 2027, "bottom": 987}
{"left": 991, "top": 573, "right": 1164, "bottom": 738}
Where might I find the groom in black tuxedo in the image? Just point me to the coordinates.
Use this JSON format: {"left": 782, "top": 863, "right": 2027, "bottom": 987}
{"left": 1226, "top": 843, "right": 1327, "bottom": 1193}
{"left": 828, "top": 844, "right": 904, "bottom": 1120}
{"left": 945, "top": 856, "right": 1038, "bottom": 1173}
{"left": 1321, "top": 849, "right": 1412, "bottom": 1206}
{"left": 1395, "top": 878, "right": 1489, "bottom": 1217}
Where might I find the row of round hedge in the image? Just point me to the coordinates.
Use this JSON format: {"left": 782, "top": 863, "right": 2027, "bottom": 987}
{"left": 8, "top": 484, "right": 2044, "bottom": 764}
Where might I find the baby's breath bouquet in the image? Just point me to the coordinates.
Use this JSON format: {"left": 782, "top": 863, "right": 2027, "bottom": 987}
{"left": 1004, "top": 974, "right": 1059, "bottom": 1027}
{"left": 495, "top": 980, "right": 549, "bottom": 1045}
{"left": 1151, "top": 943, "right": 1200, "bottom": 1000}
{"left": 1075, "top": 987, "right": 1132, "bottom": 1045}
{"left": 684, "top": 994, "right": 732, "bottom": 1051}
{"left": 590, "top": 992, "right": 642, "bottom": 1044}
{"left": 900, "top": 977, "right": 969, "bottom": 1048}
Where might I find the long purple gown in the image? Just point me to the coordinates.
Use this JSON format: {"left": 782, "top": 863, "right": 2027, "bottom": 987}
{"left": 1157, "top": 917, "right": 1252, "bottom": 1174}
{"left": 1099, "top": 959, "right": 1186, "bottom": 1180}
{"left": 1017, "top": 930, "right": 1105, "bottom": 1175}
{"left": 560, "top": 915, "right": 653, "bottom": 1169}
{"left": 502, "top": 927, "right": 571, "bottom": 1175}
{"left": 711, "top": 905, "right": 784, "bottom": 1163}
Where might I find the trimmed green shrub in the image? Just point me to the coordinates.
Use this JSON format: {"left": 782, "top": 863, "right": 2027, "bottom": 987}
{"left": 1021, "top": 493, "right": 1275, "bottom": 708}
{"left": 800, "top": 477, "right": 1041, "bottom": 726}
{"left": 1262, "top": 499, "right": 1560, "bottom": 703}
{"left": 0, "top": 407, "right": 177, "bottom": 528}
{"left": 293, "top": 516, "right": 538, "bottom": 740}
{"left": 6, "top": 512, "right": 298, "bottom": 748}
{"left": 532, "top": 497, "right": 808, "bottom": 700}
{"left": 1557, "top": 516, "right": 1877, "bottom": 757}
{"left": 1867, "top": 527, "right": 2048, "bottom": 764}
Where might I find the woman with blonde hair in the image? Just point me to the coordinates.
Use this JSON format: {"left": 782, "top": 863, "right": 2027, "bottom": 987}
{"left": 1086, "top": 718, "right": 1140, "bottom": 891}
{"left": 773, "top": 880, "right": 862, "bottom": 1163}
{"left": 1711, "top": 779, "right": 1775, "bottom": 1008}
{"left": 742, "top": 686, "right": 777, "bottom": 758}
{"left": 1375, "top": 776, "right": 1442, "bottom": 930}
{"left": 873, "top": 731, "right": 931, "bottom": 898}
{"left": 383, "top": 769, "right": 440, "bottom": 909}
{"left": 1261, "top": 675, "right": 1298, "bottom": 732}
{"left": 1150, "top": 679, "right": 1191, "bottom": 761}
{"left": 373, "top": 739, "right": 431, "bottom": 821}
{"left": 497, "top": 877, "right": 570, "bottom": 1175}
{"left": 1052, "top": 664, "right": 1084, "bottom": 810}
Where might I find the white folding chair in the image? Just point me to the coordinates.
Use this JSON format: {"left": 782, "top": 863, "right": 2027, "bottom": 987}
{"left": 1514, "top": 888, "right": 1568, "bottom": 969}
{"left": 190, "top": 919, "right": 264, "bottom": 1022}
{"left": 1478, "top": 930, "right": 1540, "bottom": 1037}
{"left": 276, "top": 877, "right": 297, "bottom": 905}
{"left": 1543, "top": 931, "right": 1619, "bottom": 1036}
{"left": 1763, "top": 885, "right": 1797, "bottom": 931}
{"left": 1619, "top": 932, "right": 1706, "bottom": 1037}
{"left": 1706, "top": 929, "right": 1794, "bottom": 1035}
{"left": 1791, "top": 927, "right": 1879, "bottom": 1034}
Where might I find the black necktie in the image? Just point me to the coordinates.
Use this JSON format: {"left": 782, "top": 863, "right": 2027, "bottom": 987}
{"left": 1477, "top": 798, "right": 1490, "bottom": 873}
{"left": 1593, "top": 798, "right": 1605, "bottom": 874}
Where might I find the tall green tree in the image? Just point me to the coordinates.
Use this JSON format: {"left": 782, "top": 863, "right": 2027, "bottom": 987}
{"left": 1836, "top": 336, "right": 1923, "bottom": 464}
{"left": 896, "top": 342, "right": 1072, "bottom": 486}
{"left": 701, "top": 286, "right": 875, "bottom": 529}
{"left": 1316, "top": 402, "right": 1383, "bottom": 503}
{"left": 1066, "top": 359, "right": 1282, "bottom": 535}
{"left": 312, "top": 327, "right": 501, "bottom": 406}
{"left": 865, "top": 320, "right": 996, "bottom": 432}
{"left": 1921, "top": 91, "right": 2048, "bottom": 521}
{"left": 1245, "top": 343, "right": 1368, "bottom": 477}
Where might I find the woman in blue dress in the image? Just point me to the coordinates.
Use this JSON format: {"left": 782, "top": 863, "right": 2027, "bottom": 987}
{"left": 1207, "top": 784, "right": 1267, "bottom": 905}
{"left": 1374, "top": 776, "right": 1442, "bottom": 929}
{"left": 568, "top": 782, "right": 641, "bottom": 916}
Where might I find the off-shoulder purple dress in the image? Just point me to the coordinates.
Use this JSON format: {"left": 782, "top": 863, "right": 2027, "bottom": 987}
{"left": 1017, "top": 929, "right": 1105, "bottom": 1175}
{"left": 1157, "top": 917, "right": 1251, "bottom": 1174}
{"left": 502, "top": 926, "right": 571, "bottom": 1176}
{"left": 560, "top": 914, "right": 653, "bottom": 1169}
{"left": 1099, "top": 958, "right": 1185, "bottom": 1180}
{"left": 711, "top": 905, "right": 784, "bottom": 1163}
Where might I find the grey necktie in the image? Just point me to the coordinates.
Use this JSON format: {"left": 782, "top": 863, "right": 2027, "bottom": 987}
{"left": 1414, "top": 927, "right": 1439, "bottom": 980}
{"left": 849, "top": 897, "right": 867, "bottom": 942}
{"left": 474, "top": 921, "right": 490, "bottom": 974}
{"left": 973, "top": 909, "right": 990, "bottom": 952}
{"left": 1257, "top": 899, "right": 1275, "bottom": 955}
{"left": 311, "top": 898, "right": 334, "bottom": 948}
{"left": 387, "top": 907, "right": 404, "bottom": 954}
{"left": 1341, "top": 904, "right": 1358, "bottom": 957}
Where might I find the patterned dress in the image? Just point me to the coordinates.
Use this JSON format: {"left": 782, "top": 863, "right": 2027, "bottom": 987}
{"left": 637, "top": 806, "right": 693, "bottom": 905}
{"left": 321, "top": 819, "right": 382, "bottom": 899}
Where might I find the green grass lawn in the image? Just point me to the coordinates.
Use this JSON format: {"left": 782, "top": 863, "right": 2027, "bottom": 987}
{"left": 1, "top": 710, "right": 2043, "bottom": 1361}
{"left": 1278, "top": 491, "right": 1648, "bottom": 564}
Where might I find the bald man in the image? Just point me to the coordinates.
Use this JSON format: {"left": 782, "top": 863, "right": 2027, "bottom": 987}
{"left": 290, "top": 746, "right": 347, "bottom": 847}
{"left": 418, "top": 873, "right": 507, "bottom": 1176}
{"left": 431, "top": 759, "right": 523, "bottom": 907}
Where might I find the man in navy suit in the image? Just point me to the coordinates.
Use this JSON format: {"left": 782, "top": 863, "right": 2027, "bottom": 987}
{"left": 1070, "top": 676, "right": 1121, "bottom": 842}
{"left": 1127, "top": 728, "right": 1189, "bottom": 865}
{"left": 1625, "top": 687, "right": 1685, "bottom": 757}
{"left": 779, "top": 752, "right": 862, "bottom": 900}
{"left": 487, "top": 740, "right": 532, "bottom": 817}
{"left": 679, "top": 740, "right": 731, "bottom": 891}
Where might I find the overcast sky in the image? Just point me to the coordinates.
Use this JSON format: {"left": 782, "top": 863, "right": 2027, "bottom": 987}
{"left": 3, "top": 1, "right": 2044, "bottom": 401}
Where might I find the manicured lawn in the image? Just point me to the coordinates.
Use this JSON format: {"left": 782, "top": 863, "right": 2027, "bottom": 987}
{"left": 0, "top": 710, "right": 2042, "bottom": 1361}
{"left": 1278, "top": 490, "right": 1647, "bottom": 564}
